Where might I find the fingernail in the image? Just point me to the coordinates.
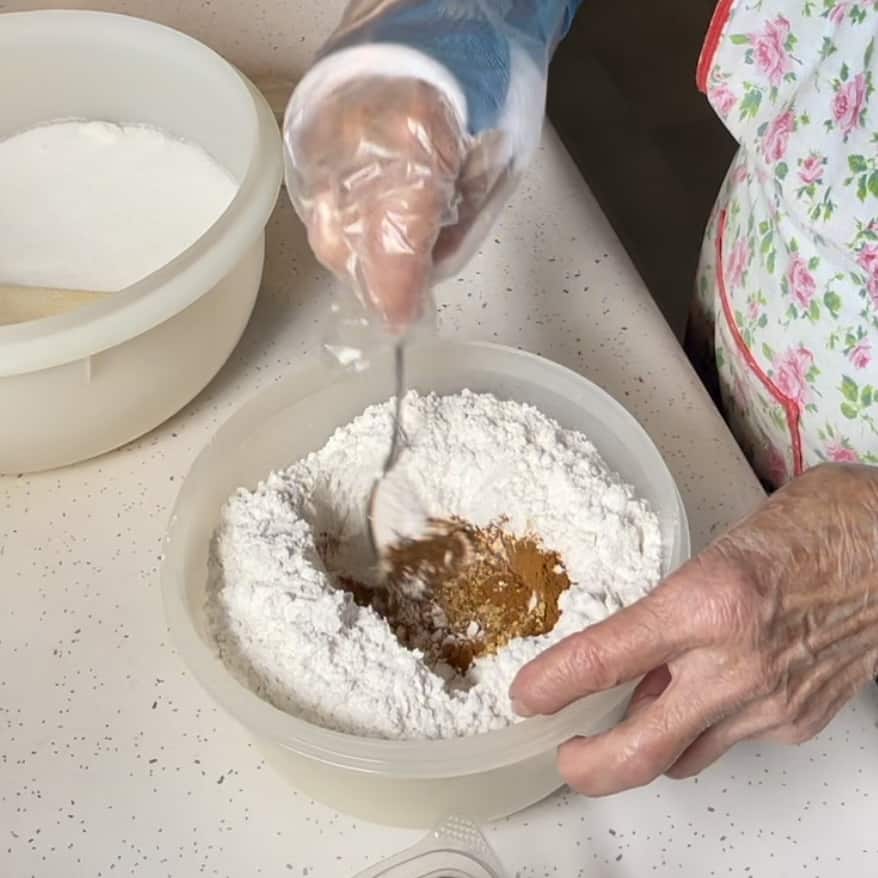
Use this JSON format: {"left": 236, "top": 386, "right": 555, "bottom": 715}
{"left": 510, "top": 696, "right": 535, "bottom": 718}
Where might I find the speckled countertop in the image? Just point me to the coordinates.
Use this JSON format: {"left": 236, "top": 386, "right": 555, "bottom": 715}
{"left": 2, "top": 3, "right": 878, "bottom": 877}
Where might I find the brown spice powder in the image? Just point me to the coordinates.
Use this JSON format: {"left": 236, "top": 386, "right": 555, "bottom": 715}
{"left": 330, "top": 520, "right": 571, "bottom": 674}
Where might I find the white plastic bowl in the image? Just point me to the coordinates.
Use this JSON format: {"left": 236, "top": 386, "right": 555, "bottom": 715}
{"left": 162, "top": 341, "right": 690, "bottom": 827}
{"left": 0, "top": 11, "right": 282, "bottom": 474}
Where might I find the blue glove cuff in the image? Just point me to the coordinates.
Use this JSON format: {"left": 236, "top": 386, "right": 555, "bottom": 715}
{"left": 321, "top": 0, "right": 583, "bottom": 136}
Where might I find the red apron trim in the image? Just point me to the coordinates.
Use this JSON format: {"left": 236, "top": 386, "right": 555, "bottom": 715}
{"left": 697, "top": 0, "right": 736, "bottom": 93}
{"left": 715, "top": 210, "right": 805, "bottom": 476}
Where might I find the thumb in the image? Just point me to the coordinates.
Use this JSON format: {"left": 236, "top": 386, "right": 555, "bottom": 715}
{"left": 510, "top": 586, "right": 689, "bottom": 718}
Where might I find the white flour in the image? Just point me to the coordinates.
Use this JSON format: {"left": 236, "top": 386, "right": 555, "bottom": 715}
{"left": 0, "top": 120, "right": 236, "bottom": 291}
{"left": 207, "top": 391, "right": 663, "bottom": 740}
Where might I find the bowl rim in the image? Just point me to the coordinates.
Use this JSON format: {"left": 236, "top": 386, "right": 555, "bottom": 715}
{"left": 0, "top": 10, "right": 283, "bottom": 377}
{"left": 161, "top": 340, "right": 691, "bottom": 779}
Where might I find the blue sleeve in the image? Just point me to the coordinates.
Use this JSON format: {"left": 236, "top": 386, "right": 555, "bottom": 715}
{"left": 320, "top": 0, "right": 584, "bottom": 136}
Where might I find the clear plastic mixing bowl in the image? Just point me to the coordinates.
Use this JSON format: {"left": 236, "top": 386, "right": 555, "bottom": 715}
{"left": 162, "top": 341, "right": 690, "bottom": 827}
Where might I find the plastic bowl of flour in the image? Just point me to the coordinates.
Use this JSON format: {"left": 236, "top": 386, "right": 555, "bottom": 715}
{"left": 0, "top": 11, "right": 282, "bottom": 473}
{"left": 162, "top": 340, "right": 690, "bottom": 828}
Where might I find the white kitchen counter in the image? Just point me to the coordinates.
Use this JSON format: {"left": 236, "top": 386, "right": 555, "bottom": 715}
{"left": 2, "top": 3, "right": 877, "bottom": 876}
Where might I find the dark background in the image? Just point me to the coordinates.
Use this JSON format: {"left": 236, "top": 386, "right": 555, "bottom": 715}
{"left": 547, "top": 0, "right": 736, "bottom": 339}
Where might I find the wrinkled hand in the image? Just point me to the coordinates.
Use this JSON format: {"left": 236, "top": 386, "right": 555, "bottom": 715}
{"left": 511, "top": 463, "right": 878, "bottom": 796}
{"left": 291, "top": 77, "right": 507, "bottom": 329}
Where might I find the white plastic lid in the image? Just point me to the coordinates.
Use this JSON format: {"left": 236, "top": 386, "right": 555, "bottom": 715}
{"left": 353, "top": 817, "right": 506, "bottom": 878}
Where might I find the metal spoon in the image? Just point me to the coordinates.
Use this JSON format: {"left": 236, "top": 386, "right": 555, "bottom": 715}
{"left": 367, "top": 343, "right": 429, "bottom": 557}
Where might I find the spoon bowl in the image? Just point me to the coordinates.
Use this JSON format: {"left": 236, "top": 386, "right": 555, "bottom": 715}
{"left": 368, "top": 462, "right": 431, "bottom": 557}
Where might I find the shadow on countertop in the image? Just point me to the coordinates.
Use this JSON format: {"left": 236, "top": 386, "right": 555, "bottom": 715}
{"left": 547, "top": 0, "right": 736, "bottom": 340}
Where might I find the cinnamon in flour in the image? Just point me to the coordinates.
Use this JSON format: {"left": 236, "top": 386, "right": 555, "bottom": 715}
{"left": 333, "top": 520, "right": 571, "bottom": 673}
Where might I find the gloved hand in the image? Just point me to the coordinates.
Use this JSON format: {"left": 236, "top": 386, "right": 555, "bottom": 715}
{"left": 283, "top": 0, "right": 583, "bottom": 336}
{"left": 286, "top": 75, "right": 469, "bottom": 329}
{"left": 511, "top": 463, "right": 878, "bottom": 794}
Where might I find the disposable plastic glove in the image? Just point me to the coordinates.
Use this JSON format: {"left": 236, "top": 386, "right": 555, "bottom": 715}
{"left": 284, "top": 0, "right": 583, "bottom": 339}
{"left": 511, "top": 463, "right": 878, "bottom": 794}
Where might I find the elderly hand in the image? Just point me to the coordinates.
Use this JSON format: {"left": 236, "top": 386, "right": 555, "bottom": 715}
{"left": 511, "top": 463, "right": 878, "bottom": 796}
{"left": 286, "top": 76, "right": 508, "bottom": 329}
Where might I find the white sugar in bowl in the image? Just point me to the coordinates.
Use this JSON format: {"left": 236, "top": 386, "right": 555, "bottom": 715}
{"left": 0, "top": 11, "right": 282, "bottom": 473}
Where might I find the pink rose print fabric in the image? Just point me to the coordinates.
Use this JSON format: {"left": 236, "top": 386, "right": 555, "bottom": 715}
{"left": 754, "top": 16, "right": 793, "bottom": 87}
{"left": 850, "top": 340, "right": 872, "bottom": 369}
{"left": 763, "top": 110, "right": 796, "bottom": 163}
{"left": 695, "top": 0, "right": 878, "bottom": 486}
{"left": 833, "top": 72, "right": 869, "bottom": 137}
{"left": 788, "top": 255, "right": 817, "bottom": 309}
{"left": 710, "top": 81, "right": 738, "bottom": 117}
{"left": 798, "top": 154, "right": 825, "bottom": 185}
{"left": 860, "top": 244, "right": 878, "bottom": 306}
{"left": 727, "top": 237, "right": 751, "bottom": 289}
{"left": 774, "top": 346, "right": 815, "bottom": 405}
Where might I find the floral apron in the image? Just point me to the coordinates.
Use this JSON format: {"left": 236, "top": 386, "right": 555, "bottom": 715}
{"left": 694, "top": 0, "right": 878, "bottom": 487}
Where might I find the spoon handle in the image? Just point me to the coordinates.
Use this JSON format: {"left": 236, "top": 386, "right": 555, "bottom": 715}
{"left": 384, "top": 342, "right": 406, "bottom": 473}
